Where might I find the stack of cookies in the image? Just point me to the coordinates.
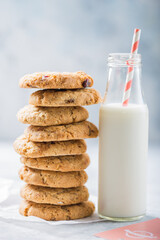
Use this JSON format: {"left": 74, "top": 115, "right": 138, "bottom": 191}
{"left": 14, "top": 71, "right": 101, "bottom": 221}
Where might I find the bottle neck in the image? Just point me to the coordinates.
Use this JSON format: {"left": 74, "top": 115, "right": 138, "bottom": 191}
{"left": 103, "top": 53, "right": 144, "bottom": 105}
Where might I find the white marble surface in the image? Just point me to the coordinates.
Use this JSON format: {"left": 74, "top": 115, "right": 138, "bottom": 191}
{"left": 0, "top": 142, "right": 159, "bottom": 240}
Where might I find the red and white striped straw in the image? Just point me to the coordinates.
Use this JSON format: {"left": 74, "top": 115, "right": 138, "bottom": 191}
{"left": 122, "top": 28, "right": 141, "bottom": 106}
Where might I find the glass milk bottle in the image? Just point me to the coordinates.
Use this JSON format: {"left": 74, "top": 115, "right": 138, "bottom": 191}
{"left": 98, "top": 53, "right": 149, "bottom": 221}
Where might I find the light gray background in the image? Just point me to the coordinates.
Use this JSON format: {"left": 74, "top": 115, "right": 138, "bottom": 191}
{"left": 0, "top": 0, "right": 159, "bottom": 143}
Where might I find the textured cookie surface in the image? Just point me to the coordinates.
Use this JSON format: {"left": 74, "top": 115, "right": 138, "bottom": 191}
{"left": 24, "top": 121, "right": 98, "bottom": 142}
{"left": 21, "top": 184, "right": 89, "bottom": 205}
{"left": 19, "top": 200, "right": 95, "bottom": 221}
{"left": 19, "top": 166, "right": 88, "bottom": 188}
{"left": 17, "top": 105, "right": 88, "bottom": 126}
{"left": 29, "top": 89, "right": 101, "bottom": 107}
{"left": 19, "top": 71, "right": 93, "bottom": 89}
{"left": 14, "top": 135, "right": 87, "bottom": 158}
{"left": 20, "top": 154, "right": 90, "bottom": 172}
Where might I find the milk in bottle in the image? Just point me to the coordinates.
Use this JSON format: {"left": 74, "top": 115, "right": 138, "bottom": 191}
{"left": 98, "top": 54, "right": 149, "bottom": 221}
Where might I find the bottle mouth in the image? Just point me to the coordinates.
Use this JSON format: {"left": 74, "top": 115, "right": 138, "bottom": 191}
{"left": 108, "top": 53, "right": 141, "bottom": 67}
